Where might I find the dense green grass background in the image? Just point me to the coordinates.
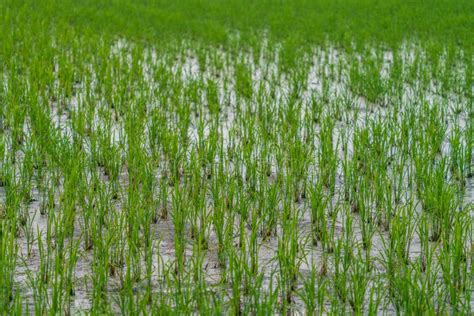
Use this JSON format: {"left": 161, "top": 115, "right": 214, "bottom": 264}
{"left": 2, "top": 0, "right": 473, "bottom": 49}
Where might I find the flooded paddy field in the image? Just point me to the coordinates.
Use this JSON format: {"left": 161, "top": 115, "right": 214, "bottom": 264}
{"left": 0, "top": 0, "right": 473, "bottom": 314}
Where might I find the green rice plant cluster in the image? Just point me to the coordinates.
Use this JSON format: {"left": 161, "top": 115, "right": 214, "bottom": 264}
{"left": 0, "top": 0, "right": 472, "bottom": 314}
